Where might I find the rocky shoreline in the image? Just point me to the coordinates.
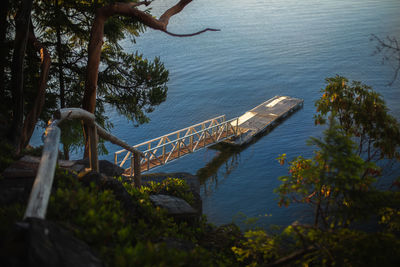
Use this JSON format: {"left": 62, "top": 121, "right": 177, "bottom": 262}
{"left": 1, "top": 156, "right": 206, "bottom": 266}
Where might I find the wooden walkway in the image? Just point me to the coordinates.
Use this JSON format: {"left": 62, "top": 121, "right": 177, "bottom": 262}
{"left": 114, "top": 115, "right": 240, "bottom": 176}
{"left": 114, "top": 95, "right": 303, "bottom": 175}
{"left": 124, "top": 130, "right": 235, "bottom": 176}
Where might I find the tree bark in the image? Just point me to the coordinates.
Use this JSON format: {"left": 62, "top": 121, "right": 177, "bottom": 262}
{"left": 55, "top": 0, "right": 65, "bottom": 108}
{"left": 20, "top": 22, "right": 51, "bottom": 151}
{"left": 9, "top": 0, "right": 33, "bottom": 154}
{"left": 0, "top": 0, "right": 10, "bottom": 100}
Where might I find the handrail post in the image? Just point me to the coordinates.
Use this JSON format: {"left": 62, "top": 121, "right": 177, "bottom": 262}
{"left": 88, "top": 124, "right": 99, "bottom": 172}
{"left": 130, "top": 156, "right": 134, "bottom": 177}
{"left": 24, "top": 124, "right": 61, "bottom": 219}
{"left": 162, "top": 139, "right": 166, "bottom": 164}
{"left": 189, "top": 128, "right": 193, "bottom": 151}
{"left": 133, "top": 152, "right": 141, "bottom": 188}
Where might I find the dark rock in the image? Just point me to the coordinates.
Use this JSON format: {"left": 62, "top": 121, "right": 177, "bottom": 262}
{"left": 0, "top": 218, "right": 103, "bottom": 267}
{"left": 79, "top": 171, "right": 136, "bottom": 214}
{"left": 101, "top": 176, "right": 137, "bottom": 213}
{"left": 69, "top": 164, "right": 86, "bottom": 173}
{"left": 149, "top": 194, "right": 198, "bottom": 222}
{"left": 0, "top": 177, "right": 35, "bottom": 205}
{"left": 58, "top": 159, "right": 75, "bottom": 168}
{"left": 2, "top": 156, "right": 40, "bottom": 178}
{"left": 159, "top": 237, "right": 196, "bottom": 252}
{"left": 99, "top": 160, "right": 124, "bottom": 177}
{"left": 142, "top": 172, "right": 202, "bottom": 215}
{"left": 79, "top": 170, "right": 106, "bottom": 187}
{"left": 73, "top": 159, "right": 124, "bottom": 177}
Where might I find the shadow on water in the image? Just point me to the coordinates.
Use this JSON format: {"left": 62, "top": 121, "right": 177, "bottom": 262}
{"left": 196, "top": 104, "right": 304, "bottom": 194}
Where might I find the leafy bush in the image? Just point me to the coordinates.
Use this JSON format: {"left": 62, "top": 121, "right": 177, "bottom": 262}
{"left": 0, "top": 141, "right": 16, "bottom": 173}
{"left": 45, "top": 170, "right": 237, "bottom": 266}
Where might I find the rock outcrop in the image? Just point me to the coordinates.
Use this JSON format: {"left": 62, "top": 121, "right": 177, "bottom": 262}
{"left": 149, "top": 194, "right": 198, "bottom": 222}
{"left": 0, "top": 218, "right": 103, "bottom": 267}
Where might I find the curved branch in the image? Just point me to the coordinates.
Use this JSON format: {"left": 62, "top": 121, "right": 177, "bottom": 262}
{"left": 164, "top": 28, "right": 220, "bottom": 37}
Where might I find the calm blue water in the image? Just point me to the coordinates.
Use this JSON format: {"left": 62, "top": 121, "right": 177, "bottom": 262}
{"left": 33, "top": 0, "right": 400, "bottom": 227}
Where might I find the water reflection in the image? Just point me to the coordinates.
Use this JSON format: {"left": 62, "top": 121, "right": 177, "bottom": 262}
{"left": 197, "top": 145, "right": 241, "bottom": 196}
{"left": 197, "top": 105, "right": 304, "bottom": 195}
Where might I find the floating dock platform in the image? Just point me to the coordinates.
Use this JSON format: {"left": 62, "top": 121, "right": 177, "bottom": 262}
{"left": 224, "top": 96, "right": 303, "bottom": 146}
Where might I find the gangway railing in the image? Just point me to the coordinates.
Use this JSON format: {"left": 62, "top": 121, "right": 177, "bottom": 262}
{"left": 115, "top": 115, "right": 240, "bottom": 174}
{"left": 24, "top": 108, "right": 144, "bottom": 220}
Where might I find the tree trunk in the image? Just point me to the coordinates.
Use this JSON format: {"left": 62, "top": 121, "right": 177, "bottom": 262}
{"left": 63, "top": 144, "right": 70, "bottom": 160}
{"left": 20, "top": 23, "right": 51, "bottom": 151}
{"left": 9, "top": 0, "right": 33, "bottom": 154}
{"left": 55, "top": 0, "right": 65, "bottom": 108}
{"left": 0, "top": 0, "right": 10, "bottom": 100}
{"left": 81, "top": 0, "right": 196, "bottom": 157}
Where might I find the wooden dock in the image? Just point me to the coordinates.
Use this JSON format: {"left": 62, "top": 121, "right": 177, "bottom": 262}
{"left": 224, "top": 96, "right": 304, "bottom": 146}
{"left": 115, "top": 95, "right": 303, "bottom": 175}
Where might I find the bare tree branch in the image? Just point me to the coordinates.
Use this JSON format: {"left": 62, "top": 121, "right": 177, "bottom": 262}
{"left": 371, "top": 34, "right": 400, "bottom": 86}
{"left": 164, "top": 28, "right": 220, "bottom": 37}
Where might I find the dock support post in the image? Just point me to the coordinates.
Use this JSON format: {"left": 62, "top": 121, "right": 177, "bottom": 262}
{"left": 133, "top": 152, "right": 141, "bottom": 188}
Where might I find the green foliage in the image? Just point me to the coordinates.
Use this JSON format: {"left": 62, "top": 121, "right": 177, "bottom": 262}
{"left": 276, "top": 118, "right": 377, "bottom": 228}
{"left": 232, "top": 230, "right": 279, "bottom": 266}
{"left": 114, "top": 241, "right": 217, "bottom": 267}
{"left": 0, "top": 141, "right": 16, "bottom": 173}
{"left": 315, "top": 75, "right": 400, "bottom": 162}
{"left": 283, "top": 225, "right": 400, "bottom": 266}
{"left": 251, "top": 77, "right": 400, "bottom": 266}
{"left": 140, "top": 177, "right": 195, "bottom": 205}
{"left": 0, "top": 203, "right": 25, "bottom": 235}
{"left": 33, "top": 170, "right": 237, "bottom": 266}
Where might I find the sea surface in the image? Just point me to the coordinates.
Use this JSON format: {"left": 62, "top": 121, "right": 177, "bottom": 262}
{"left": 33, "top": 0, "right": 400, "bottom": 228}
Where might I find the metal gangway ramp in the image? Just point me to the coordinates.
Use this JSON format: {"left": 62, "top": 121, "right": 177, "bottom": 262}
{"left": 114, "top": 115, "right": 240, "bottom": 175}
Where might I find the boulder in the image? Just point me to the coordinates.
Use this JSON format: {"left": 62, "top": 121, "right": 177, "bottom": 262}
{"left": 73, "top": 159, "right": 124, "bottom": 177}
{"left": 142, "top": 172, "right": 202, "bottom": 215}
{"left": 149, "top": 194, "right": 198, "bottom": 222}
{"left": 2, "top": 155, "right": 40, "bottom": 178}
{"left": 0, "top": 218, "right": 103, "bottom": 267}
